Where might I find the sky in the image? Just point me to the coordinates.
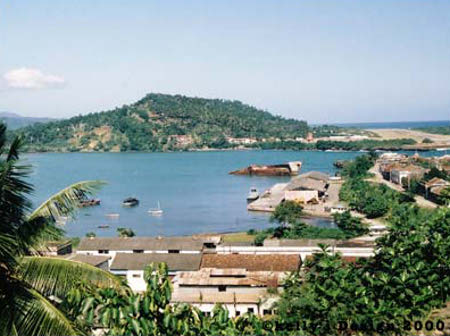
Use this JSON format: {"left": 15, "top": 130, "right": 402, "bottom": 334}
{"left": 1, "top": 0, "right": 449, "bottom": 124}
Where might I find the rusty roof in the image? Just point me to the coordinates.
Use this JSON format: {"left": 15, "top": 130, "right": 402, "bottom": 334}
{"left": 171, "top": 292, "right": 263, "bottom": 304}
{"left": 201, "top": 254, "right": 301, "bottom": 272}
{"left": 110, "top": 253, "right": 202, "bottom": 271}
{"left": 175, "top": 268, "right": 282, "bottom": 287}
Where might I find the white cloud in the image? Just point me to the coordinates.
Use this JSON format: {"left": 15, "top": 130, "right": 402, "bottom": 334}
{"left": 3, "top": 67, "right": 65, "bottom": 89}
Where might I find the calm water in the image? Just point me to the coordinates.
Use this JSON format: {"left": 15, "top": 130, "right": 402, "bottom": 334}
{"left": 24, "top": 150, "right": 443, "bottom": 238}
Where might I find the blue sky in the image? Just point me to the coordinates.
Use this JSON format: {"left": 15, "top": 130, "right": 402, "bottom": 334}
{"left": 1, "top": 0, "right": 449, "bottom": 123}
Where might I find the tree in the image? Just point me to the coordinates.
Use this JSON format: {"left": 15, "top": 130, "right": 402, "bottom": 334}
{"left": 117, "top": 227, "right": 135, "bottom": 237}
{"left": 0, "top": 123, "right": 121, "bottom": 336}
{"left": 270, "top": 201, "right": 303, "bottom": 227}
{"left": 333, "top": 211, "right": 369, "bottom": 238}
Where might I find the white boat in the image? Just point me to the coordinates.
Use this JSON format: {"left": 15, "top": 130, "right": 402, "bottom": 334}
{"left": 105, "top": 213, "right": 120, "bottom": 218}
{"left": 148, "top": 201, "right": 163, "bottom": 216}
{"left": 247, "top": 187, "right": 259, "bottom": 201}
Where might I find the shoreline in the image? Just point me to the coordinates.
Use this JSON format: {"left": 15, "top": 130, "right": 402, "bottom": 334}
{"left": 22, "top": 146, "right": 449, "bottom": 155}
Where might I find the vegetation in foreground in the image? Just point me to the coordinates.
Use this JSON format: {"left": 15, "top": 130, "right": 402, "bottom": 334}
{"left": 0, "top": 124, "right": 122, "bottom": 335}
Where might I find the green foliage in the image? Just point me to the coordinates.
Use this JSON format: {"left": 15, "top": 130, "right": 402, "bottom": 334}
{"left": 85, "top": 232, "right": 96, "bottom": 238}
{"left": 423, "top": 167, "right": 449, "bottom": 181}
{"left": 117, "top": 227, "right": 136, "bottom": 237}
{"left": 340, "top": 178, "right": 402, "bottom": 218}
{"left": 415, "top": 125, "right": 450, "bottom": 135}
{"left": 315, "top": 138, "right": 416, "bottom": 151}
{"left": 277, "top": 206, "right": 450, "bottom": 335}
{"left": 333, "top": 211, "right": 369, "bottom": 238}
{"left": 0, "top": 123, "right": 114, "bottom": 336}
{"left": 422, "top": 137, "right": 434, "bottom": 143}
{"left": 270, "top": 200, "right": 304, "bottom": 226}
{"left": 246, "top": 229, "right": 257, "bottom": 235}
{"left": 15, "top": 93, "right": 309, "bottom": 152}
{"left": 341, "top": 154, "right": 375, "bottom": 178}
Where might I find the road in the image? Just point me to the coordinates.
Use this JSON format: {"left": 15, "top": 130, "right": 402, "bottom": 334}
{"left": 367, "top": 163, "right": 437, "bottom": 209}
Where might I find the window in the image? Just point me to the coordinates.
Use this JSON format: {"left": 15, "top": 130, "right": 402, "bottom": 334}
{"left": 248, "top": 308, "right": 254, "bottom": 314}
{"left": 263, "top": 309, "right": 272, "bottom": 315}
{"left": 132, "top": 274, "right": 141, "bottom": 278}
{"left": 133, "top": 249, "right": 144, "bottom": 253}
{"left": 98, "top": 250, "right": 109, "bottom": 254}
{"left": 168, "top": 249, "right": 180, "bottom": 253}
{"left": 218, "top": 285, "right": 226, "bottom": 292}
{"left": 235, "top": 311, "right": 241, "bottom": 316}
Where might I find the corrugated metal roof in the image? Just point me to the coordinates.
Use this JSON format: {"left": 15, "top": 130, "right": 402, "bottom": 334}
{"left": 78, "top": 237, "right": 205, "bottom": 251}
{"left": 70, "top": 254, "right": 111, "bottom": 266}
{"left": 171, "top": 292, "right": 262, "bottom": 304}
{"left": 110, "top": 253, "right": 202, "bottom": 271}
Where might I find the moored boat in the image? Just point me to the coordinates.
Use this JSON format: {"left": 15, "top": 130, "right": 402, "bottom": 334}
{"left": 148, "top": 201, "right": 163, "bottom": 216}
{"left": 80, "top": 199, "right": 101, "bottom": 207}
{"left": 246, "top": 187, "right": 259, "bottom": 201}
{"left": 122, "top": 197, "right": 139, "bottom": 207}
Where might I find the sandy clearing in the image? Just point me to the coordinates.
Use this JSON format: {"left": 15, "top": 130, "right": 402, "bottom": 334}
{"left": 368, "top": 128, "right": 450, "bottom": 144}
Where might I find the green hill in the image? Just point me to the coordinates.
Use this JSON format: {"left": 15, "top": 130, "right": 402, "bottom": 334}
{"left": 15, "top": 93, "right": 309, "bottom": 152}
{"left": 0, "top": 112, "right": 55, "bottom": 130}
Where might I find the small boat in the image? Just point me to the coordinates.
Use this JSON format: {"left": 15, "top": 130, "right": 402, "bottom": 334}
{"left": 148, "top": 201, "right": 163, "bottom": 216}
{"left": 122, "top": 197, "right": 139, "bottom": 207}
{"left": 80, "top": 199, "right": 101, "bottom": 207}
{"left": 247, "top": 187, "right": 259, "bottom": 201}
{"left": 97, "top": 225, "right": 110, "bottom": 229}
{"left": 105, "top": 213, "right": 120, "bottom": 218}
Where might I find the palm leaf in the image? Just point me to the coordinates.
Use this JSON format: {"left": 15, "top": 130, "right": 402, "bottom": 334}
{"left": 19, "top": 257, "right": 123, "bottom": 298}
{"left": 15, "top": 284, "right": 78, "bottom": 336}
{"left": 28, "top": 180, "right": 106, "bottom": 221}
{"left": 0, "top": 278, "right": 79, "bottom": 336}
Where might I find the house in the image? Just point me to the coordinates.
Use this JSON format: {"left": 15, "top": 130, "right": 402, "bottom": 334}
{"left": 170, "top": 292, "right": 278, "bottom": 317}
{"left": 302, "top": 171, "right": 330, "bottom": 183}
{"left": 390, "top": 165, "right": 426, "bottom": 185}
{"left": 328, "top": 203, "right": 348, "bottom": 214}
{"left": 286, "top": 177, "right": 327, "bottom": 195}
{"left": 284, "top": 190, "right": 319, "bottom": 204}
{"left": 172, "top": 268, "right": 283, "bottom": 318}
{"left": 36, "top": 240, "right": 72, "bottom": 256}
{"left": 215, "top": 239, "right": 374, "bottom": 260}
{"left": 68, "top": 254, "right": 111, "bottom": 271}
{"left": 424, "top": 177, "right": 450, "bottom": 203}
{"left": 379, "top": 152, "right": 407, "bottom": 162}
{"left": 169, "top": 254, "right": 301, "bottom": 317}
{"left": 110, "top": 253, "right": 202, "bottom": 292}
{"left": 76, "top": 236, "right": 209, "bottom": 262}
{"left": 200, "top": 254, "right": 301, "bottom": 272}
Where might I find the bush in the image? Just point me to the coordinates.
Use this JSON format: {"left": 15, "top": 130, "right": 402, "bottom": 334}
{"left": 333, "top": 211, "right": 369, "bottom": 238}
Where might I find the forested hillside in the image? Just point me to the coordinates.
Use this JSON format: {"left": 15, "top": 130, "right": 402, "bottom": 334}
{"left": 0, "top": 112, "right": 54, "bottom": 130}
{"left": 15, "top": 93, "right": 309, "bottom": 152}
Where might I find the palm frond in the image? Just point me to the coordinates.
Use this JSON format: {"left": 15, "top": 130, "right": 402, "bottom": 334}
{"left": 19, "top": 257, "right": 124, "bottom": 298}
{"left": 29, "top": 180, "right": 106, "bottom": 221}
{"left": 7, "top": 135, "right": 24, "bottom": 162}
{"left": 17, "top": 216, "right": 64, "bottom": 256}
{"left": 6, "top": 280, "right": 79, "bottom": 336}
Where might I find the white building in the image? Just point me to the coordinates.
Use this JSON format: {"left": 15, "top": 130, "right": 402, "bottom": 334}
{"left": 110, "top": 253, "right": 202, "bottom": 292}
{"left": 76, "top": 236, "right": 213, "bottom": 265}
{"left": 171, "top": 254, "right": 301, "bottom": 317}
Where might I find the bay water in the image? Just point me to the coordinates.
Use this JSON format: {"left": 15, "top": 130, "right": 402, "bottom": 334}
{"left": 24, "top": 150, "right": 443, "bottom": 238}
